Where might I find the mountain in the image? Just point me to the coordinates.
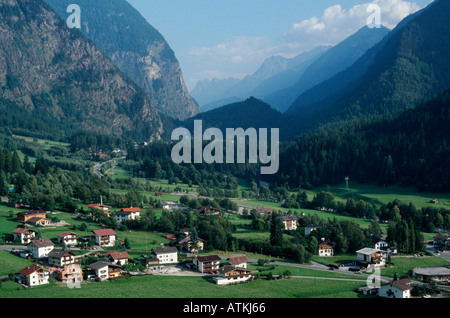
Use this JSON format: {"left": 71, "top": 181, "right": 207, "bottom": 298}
{"left": 0, "top": 0, "right": 162, "bottom": 141}
{"left": 190, "top": 46, "right": 329, "bottom": 112}
{"left": 264, "top": 26, "right": 390, "bottom": 113}
{"left": 182, "top": 97, "right": 297, "bottom": 141}
{"left": 43, "top": 0, "right": 200, "bottom": 121}
{"left": 287, "top": 0, "right": 450, "bottom": 133}
{"left": 268, "top": 86, "right": 450, "bottom": 192}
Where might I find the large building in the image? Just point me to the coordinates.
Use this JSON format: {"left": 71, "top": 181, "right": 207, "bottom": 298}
{"left": 413, "top": 266, "right": 450, "bottom": 282}
{"left": 92, "top": 229, "right": 117, "bottom": 247}
{"left": 152, "top": 247, "right": 178, "bottom": 264}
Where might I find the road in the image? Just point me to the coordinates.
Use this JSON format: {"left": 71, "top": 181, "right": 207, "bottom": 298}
{"left": 92, "top": 156, "right": 126, "bottom": 178}
{"left": 426, "top": 243, "right": 450, "bottom": 262}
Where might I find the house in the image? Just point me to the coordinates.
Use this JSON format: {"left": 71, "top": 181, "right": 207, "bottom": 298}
{"left": 228, "top": 255, "right": 249, "bottom": 268}
{"left": 318, "top": 241, "right": 334, "bottom": 257}
{"left": 92, "top": 229, "right": 116, "bottom": 247}
{"left": 57, "top": 231, "right": 78, "bottom": 247}
{"left": 356, "top": 248, "right": 387, "bottom": 268}
{"left": 12, "top": 227, "right": 36, "bottom": 244}
{"left": 255, "top": 208, "right": 273, "bottom": 216}
{"left": 114, "top": 207, "right": 141, "bottom": 223}
{"left": 162, "top": 202, "right": 189, "bottom": 212}
{"left": 105, "top": 251, "right": 129, "bottom": 266}
{"left": 413, "top": 266, "right": 450, "bottom": 282}
{"left": 55, "top": 263, "right": 83, "bottom": 285}
{"left": 16, "top": 210, "right": 47, "bottom": 223}
{"left": 379, "top": 278, "right": 413, "bottom": 298}
{"left": 198, "top": 206, "right": 222, "bottom": 216}
{"left": 433, "top": 234, "right": 450, "bottom": 251}
{"left": 155, "top": 192, "right": 163, "bottom": 197}
{"left": 178, "top": 235, "right": 205, "bottom": 253}
{"left": 48, "top": 250, "right": 76, "bottom": 267}
{"left": 193, "top": 255, "right": 221, "bottom": 273}
{"left": 17, "top": 264, "right": 50, "bottom": 287}
{"left": 279, "top": 216, "right": 298, "bottom": 230}
{"left": 88, "top": 261, "right": 121, "bottom": 281}
{"left": 28, "top": 239, "right": 55, "bottom": 259}
{"left": 152, "top": 247, "right": 178, "bottom": 264}
{"left": 87, "top": 204, "right": 111, "bottom": 216}
{"left": 372, "top": 236, "right": 397, "bottom": 255}
{"left": 213, "top": 265, "right": 253, "bottom": 285}
{"left": 26, "top": 217, "right": 51, "bottom": 226}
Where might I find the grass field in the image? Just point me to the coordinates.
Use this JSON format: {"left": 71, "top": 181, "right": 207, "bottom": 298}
{"left": 380, "top": 256, "right": 450, "bottom": 278}
{"left": 0, "top": 274, "right": 365, "bottom": 298}
{"left": 0, "top": 250, "right": 34, "bottom": 276}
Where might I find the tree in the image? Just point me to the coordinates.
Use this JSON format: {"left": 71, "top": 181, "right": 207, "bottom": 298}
{"left": 270, "top": 213, "right": 284, "bottom": 247}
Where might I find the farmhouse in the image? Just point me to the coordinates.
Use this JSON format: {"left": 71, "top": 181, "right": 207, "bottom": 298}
{"left": 193, "top": 255, "right": 221, "bottom": 273}
{"left": 57, "top": 231, "right": 79, "bottom": 247}
{"left": 152, "top": 247, "right": 178, "bottom": 264}
{"left": 105, "top": 251, "right": 130, "bottom": 266}
{"left": 318, "top": 241, "right": 334, "bottom": 257}
{"left": 213, "top": 265, "right": 253, "bottom": 285}
{"left": 48, "top": 250, "right": 76, "bottom": 267}
{"left": 198, "top": 206, "right": 222, "bottom": 216}
{"left": 115, "top": 207, "right": 141, "bottom": 223}
{"left": 413, "top": 266, "right": 450, "bottom": 282}
{"left": 17, "top": 264, "right": 50, "bottom": 287}
{"left": 87, "top": 204, "right": 112, "bottom": 216}
{"left": 356, "top": 248, "right": 387, "bottom": 268}
{"left": 279, "top": 215, "right": 298, "bottom": 230}
{"left": 379, "top": 278, "right": 413, "bottom": 298}
{"left": 92, "top": 229, "right": 116, "bottom": 247}
{"left": 12, "top": 227, "right": 36, "bottom": 244}
{"left": 178, "top": 235, "right": 205, "bottom": 253}
{"left": 16, "top": 210, "right": 47, "bottom": 223}
{"left": 28, "top": 239, "right": 54, "bottom": 259}
{"left": 26, "top": 216, "right": 51, "bottom": 226}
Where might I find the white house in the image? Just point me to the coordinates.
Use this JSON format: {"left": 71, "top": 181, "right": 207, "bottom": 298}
{"left": 114, "top": 207, "right": 141, "bottom": 223}
{"left": 152, "top": 247, "right": 178, "bottom": 264}
{"left": 92, "top": 229, "right": 116, "bottom": 247}
{"left": 105, "top": 251, "right": 129, "bottom": 266}
{"left": 213, "top": 266, "right": 253, "bottom": 285}
{"left": 48, "top": 250, "right": 76, "bottom": 267}
{"left": 57, "top": 231, "right": 78, "bottom": 247}
{"left": 17, "top": 264, "right": 50, "bottom": 287}
{"left": 279, "top": 216, "right": 298, "bottom": 230}
{"left": 318, "top": 241, "right": 334, "bottom": 257}
{"left": 356, "top": 248, "right": 387, "bottom": 268}
{"left": 228, "top": 255, "right": 249, "bottom": 268}
{"left": 88, "top": 261, "right": 110, "bottom": 281}
{"left": 12, "top": 228, "right": 36, "bottom": 244}
{"left": 193, "top": 255, "right": 221, "bottom": 273}
{"left": 379, "top": 279, "right": 413, "bottom": 298}
{"left": 28, "top": 239, "right": 54, "bottom": 259}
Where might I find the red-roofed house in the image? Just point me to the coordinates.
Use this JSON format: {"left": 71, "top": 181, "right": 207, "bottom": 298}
{"left": 92, "top": 229, "right": 117, "bottom": 247}
{"left": 379, "top": 279, "right": 413, "bottom": 298}
{"left": 105, "top": 251, "right": 129, "bottom": 266}
{"left": 57, "top": 231, "right": 79, "bottom": 247}
{"left": 228, "top": 255, "right": 249, "bottom": 268}
{"left": 17, "top": 264, "right": 50, "bottom": 287}
{"left": 114, "top": 207, "right": 141, "bottom": 223}
{"left": 12, "top": 228, "right": 36, "bottom": 244}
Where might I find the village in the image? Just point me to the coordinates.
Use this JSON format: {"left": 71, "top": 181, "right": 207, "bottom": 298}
{"left": 3, "top": 200, "right": 450, "bottom": 299}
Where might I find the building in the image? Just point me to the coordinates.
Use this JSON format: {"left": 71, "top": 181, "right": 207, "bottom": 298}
{"left": 57, "top": 231, "right": 79, "bottom": 247}
{"left": 178, "top": 235, "right": 205, "bottom": 253}
{"left": 255, "top": 208, "right": 273, "bottom": 216}
{"left": 318, "top": 241, "right": 334, "bottom": 257}
{"left": 152, "top": 247, "right": 178, "bottom": 264}
{"left": 28, "top": 239, "right": 55, "bottom": 259}
{"left": 356, "top": 248, "right": 387, "bottom": 268}
{"left": 105, "top": 251, "right": 129, "bottom": 266}
{"left": 379, "top": 278, "right": 413, "bottom": 298}
{"left": 114, "top": 207, "right": 141, "bottom": 223}
{"left": 228, "top": 255, "right": 249, "bottom": 268}
{"left": 16, "top": 210, "right": 47, "bottom": 223}
{"left": 213, "top": 265, "right": 253, "bottom": 285}
{"left": 26, "top": 217, "right": 51, "bottom": 226}
{"left": 162, "top": 202, "right": 189, "bottom": 212}
{"left": 88, "top": 261, "right": 121, "bottom": 281}
{"left": 372, "top": 236, "right": 397, "bottom": 254}
{"left": 304, "top": 226, "right": 319, "bottom": 236}
{"left": 193, "top": 255, "right": 221, "bottom": 273}
{"left": 55, "top": 263, "right": 83, "bottom": 285}
{"left": 92, "top": 229, "right": 116, "bottom": 247}
{"left": 433, "top": 234, "right": 450, "bottom": 251}
{"left": 17, "top": 264, "right": 50, "bottom": 287}
{"left": 279, "top": 216, "right": 298, "bottom": 230}
{"left": 48, "top": 250, "right": 76, "bottom": 267}
{"left": 87, "top": 204, "right": 112, "bottom": 217}
{"left": 12, "top": 228, "right": 36, "bottom": 244}
{"left": 413, "top": 266, "right": 450, "bottom": 282}
{"left": 198, "top": 206, "right": 222, "bottom": 216}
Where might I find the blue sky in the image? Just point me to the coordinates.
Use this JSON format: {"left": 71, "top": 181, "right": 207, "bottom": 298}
{"left": 126, "top": 0, "right": 434, "bottom": 90}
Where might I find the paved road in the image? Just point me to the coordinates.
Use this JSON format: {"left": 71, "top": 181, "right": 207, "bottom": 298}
{"left": 92, "top": 156, "right": 126, "bottom": 178}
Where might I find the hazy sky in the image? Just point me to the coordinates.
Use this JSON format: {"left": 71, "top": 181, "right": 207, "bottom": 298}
{"left": 126, "top": 0, "right": 434, "bottom": 90}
